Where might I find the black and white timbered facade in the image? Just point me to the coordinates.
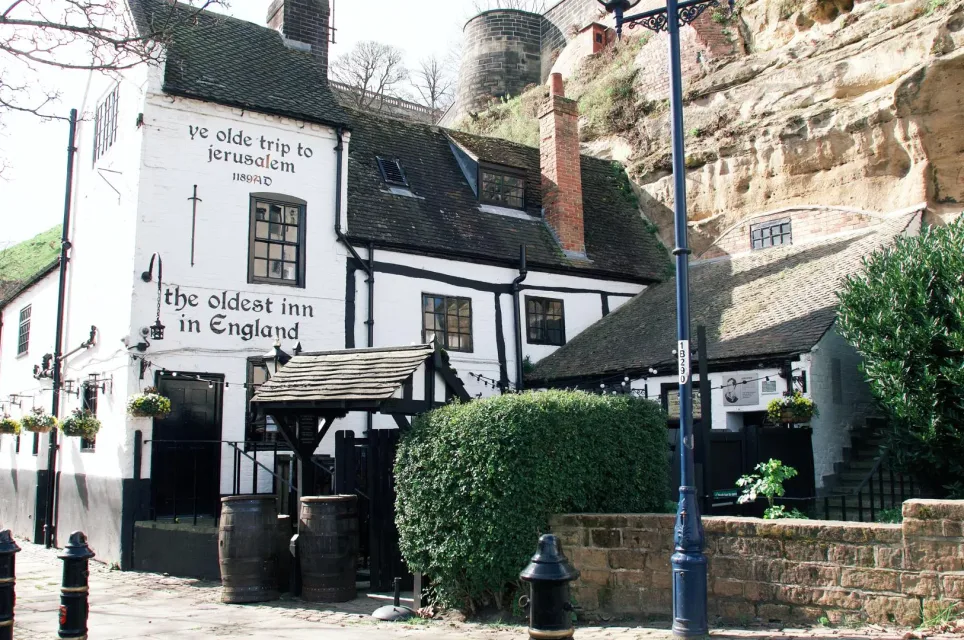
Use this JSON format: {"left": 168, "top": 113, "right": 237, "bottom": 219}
{"left": 0, "top": 0, "right": 668, "bottom": 568}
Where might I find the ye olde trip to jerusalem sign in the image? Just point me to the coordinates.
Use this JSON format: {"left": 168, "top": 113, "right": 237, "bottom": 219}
{"left": 165, "top": 287, "right": 312, "bottom": 341}
{"left": 188, "top": 125, "right": 315, "bottom": 186}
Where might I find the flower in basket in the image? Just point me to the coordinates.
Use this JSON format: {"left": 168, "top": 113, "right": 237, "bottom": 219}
{"left": 60, "top": 409, "right": 102, "bottom": 439}
{"left": 128, "top": 388, "right": 172, "bottom": 419}
{"left": 0, "top": 415, "right": 21, "bottom": 436}
{"left": 21, "top": 407, "right": 58, "bottom": 433}
{"left": 766, "top": 392, "right": 817, "bottom": 424}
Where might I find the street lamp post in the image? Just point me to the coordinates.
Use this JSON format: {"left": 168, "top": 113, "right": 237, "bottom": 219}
{"left": 597, "top": 1, "right": 731, "bottom": 636}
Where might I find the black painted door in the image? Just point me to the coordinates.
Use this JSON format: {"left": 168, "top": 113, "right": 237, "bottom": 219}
{"left": 150, "top": 375, "right": 223, "bottom": 519}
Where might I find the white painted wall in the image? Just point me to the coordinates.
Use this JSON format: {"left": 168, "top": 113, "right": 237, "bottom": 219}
{"left": 808, "top": 326, "right": 876, "bottom": 490}
{"left": 0, "top": 271, "right": 59, "bottom": 472}
{"left": 630, "top": 365, "right": 799, "bottom": 432}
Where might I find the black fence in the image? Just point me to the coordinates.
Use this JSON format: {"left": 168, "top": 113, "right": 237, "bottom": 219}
{"left": 141, "top": 439, "right": 325, "bottom": 526}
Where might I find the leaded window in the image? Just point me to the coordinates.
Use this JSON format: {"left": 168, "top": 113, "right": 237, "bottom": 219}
{"left": 17, "top": 305, "right": 30, "bottom": 356}
{"left": 422, "top": 294, "right": 473, "bottom": 352}
{"left": 480, "top": 168, "right": 525, "bottom": 210}
{"left": 93, "top": 84, "right": 119, "bottom": 163}
{"left": 525, "top": 297, "right": 566, "bottom": 346}
{"left": 248, "top": 195, "right": 306, "bottom": 287}
{"left": 750, "top": 219, "right": 792, "bottom": 250}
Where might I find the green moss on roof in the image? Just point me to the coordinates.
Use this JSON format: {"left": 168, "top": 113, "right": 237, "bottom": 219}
{"left": 0, "top": 226, "right": 61, "bottom": 283}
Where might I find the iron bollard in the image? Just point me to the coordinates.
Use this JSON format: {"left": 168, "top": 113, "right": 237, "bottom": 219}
{"left": 520, "top": 534, "right": 580, "bottom": 640}
{"left": 0, "top": 530, "right": 21, "bottom": 640}
{"left": 58, "top": 531, "right": 94, "bottom": 639}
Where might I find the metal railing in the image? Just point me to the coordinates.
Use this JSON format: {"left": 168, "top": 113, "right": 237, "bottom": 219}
{"left": 821, "top": 450, "right": 919, "bottom": 522}
{"left": 142, "top": 439, "right": 301, "bottom": 526}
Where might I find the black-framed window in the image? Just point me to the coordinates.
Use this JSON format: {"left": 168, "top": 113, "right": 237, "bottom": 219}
{"left": 480, "top": 166, "right": 525, "bottom": 210}
{"left": 376, "top": 156, "right": 409, "bottom": 187}
{"left": 17, "top": 305, "right": 31, "bottom": 356}
{"left": 248, "top": 194, "right": 307, "bottom": 287}
{"left": 422, "top": 294, "right": 473, "bottom": 352}
{"left": 81, "top": 383, "right": 98, "bottom": 452}
{"left": 93, "top": 84, "right": 119, "bottom": 163}
{"left": 525, "top": 296, "right": 566, "bottom": 346}
{"left": 750, "top": 219, "right": 792, "bottom": 250}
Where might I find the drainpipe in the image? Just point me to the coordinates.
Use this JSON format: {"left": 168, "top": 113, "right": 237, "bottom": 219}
{"left": 44, "top": 109, "right": 78, "bottom": 549}
{"left": 511, "top": 245, "right": 528, "bottom": 391}
{"left": 332, "top": 127, "right": 376, "bottom": 431}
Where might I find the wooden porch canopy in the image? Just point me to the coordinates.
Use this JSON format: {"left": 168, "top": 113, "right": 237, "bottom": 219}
{"left": 250, "top": 342, "right": 470, "bottom": 487}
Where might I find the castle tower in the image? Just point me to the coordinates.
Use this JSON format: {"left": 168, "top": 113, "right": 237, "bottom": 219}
{"left": 443, "top": 9, "right": 543, "bottom": 126}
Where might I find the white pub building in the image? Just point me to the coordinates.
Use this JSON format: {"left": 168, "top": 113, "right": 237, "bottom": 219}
{"left": 0, "top": 0, "right": 667, "bottom": 570}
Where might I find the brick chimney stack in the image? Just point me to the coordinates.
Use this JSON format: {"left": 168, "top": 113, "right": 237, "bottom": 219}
{"left": 267, "top": 0, "right": 331, "bottom": 77}
{"left": 539, "top": 72, "right": 585, "bottom": 256}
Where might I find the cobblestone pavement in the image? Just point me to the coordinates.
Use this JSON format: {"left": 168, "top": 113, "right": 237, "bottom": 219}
{"left": 8, "top": 541, "right": 951, "bottom": 639}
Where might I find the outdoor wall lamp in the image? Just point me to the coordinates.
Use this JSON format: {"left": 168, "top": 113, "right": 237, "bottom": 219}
{"left": 141, "top": 253, "right": 166, "bottom": 341}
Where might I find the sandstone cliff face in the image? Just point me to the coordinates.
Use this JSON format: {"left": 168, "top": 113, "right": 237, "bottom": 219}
{"left": 621, "top": 0, "right": 964, "bottom": 253}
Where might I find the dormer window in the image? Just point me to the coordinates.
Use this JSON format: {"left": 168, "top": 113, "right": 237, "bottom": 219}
{"left": 751, "top": 219, "right": 792, "bottom": 250}
{"left": 480, "top": 165, "right": 525, "bottom": 210}
{"left": 376, "top": 156, "right": 408, "bottom": 187}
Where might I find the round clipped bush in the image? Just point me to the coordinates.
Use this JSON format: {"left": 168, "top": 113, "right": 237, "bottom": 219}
{"left": 395, "top": 390, "right": 668, "bottom": 612}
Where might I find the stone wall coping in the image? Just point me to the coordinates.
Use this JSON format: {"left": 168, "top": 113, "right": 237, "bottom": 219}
{"left": 904, "top": 499, "right": 964, "bottom": 521}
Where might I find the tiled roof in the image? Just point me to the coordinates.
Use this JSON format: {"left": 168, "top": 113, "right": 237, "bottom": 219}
{"left": 527, "top": 213, "right": 922, "bottom": 384}
{"left": 251, "top": 344, "right": 434, "bottom": 404}
{"left": 345, "top": 110, "right": 670, "bottom": 282}
{"left": 128, "top": 0, "right": 347, "bottom": 127}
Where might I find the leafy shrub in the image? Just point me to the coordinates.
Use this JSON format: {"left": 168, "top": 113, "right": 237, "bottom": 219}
{"left": 877, "top": 507, "right": 903, "bottom": 524}
{"left": 128, "top": 388, "right": 172, "bottom": 419}
{"left": 395, "top": 391, "right": 668, "bottom": 612}
{"left": 0, "top": 415, "right": 21, "bottom": 436}
{"left": 836, "top": 220, "right": 964, "bottom": 498}
{"left": 60, "top": 409, "right": 101, "bottom": 438}
{"left": 22, "top": 408, "right": 57, "bottom": 433}
{"left": 737, "top": 459, "right": 801, "bottom": 519}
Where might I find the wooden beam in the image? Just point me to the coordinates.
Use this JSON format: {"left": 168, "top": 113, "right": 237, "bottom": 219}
{"left": 379, "top": 399, "right": 432, "bottom": 415}
{"left": 391, "top": 414, "right": 412, "bottom": 431}
{"left": 434, "top": 351, "right": 471, "bottom": 402}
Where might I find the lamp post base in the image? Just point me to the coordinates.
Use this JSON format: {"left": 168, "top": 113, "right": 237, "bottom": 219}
{"left": 671, "top": 486, "right": 708, "bottom": 638}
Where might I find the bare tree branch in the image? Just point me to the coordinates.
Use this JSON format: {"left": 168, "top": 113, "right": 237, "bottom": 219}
{"left": 472, "top": 0, "right": 549, "bottom": 12}
{"left": 330, "top": 40, "right": 410, "bottom": 113}
{"left": 411, "top": 54, "right": 454, "bottom": 113}
{"left": 0, "top": 0, "right": 227, "bottom": 119}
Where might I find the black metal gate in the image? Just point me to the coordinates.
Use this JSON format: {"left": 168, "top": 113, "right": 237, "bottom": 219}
{"left": 333, "top": 429, "right": 407, "bottom": 592}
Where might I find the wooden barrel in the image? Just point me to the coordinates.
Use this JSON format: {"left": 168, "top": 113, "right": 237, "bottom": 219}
{"left": 218, "top": 495, "right": 280, "bottom": 604}
{"left": 299, "top": 495, "right": 358, "bottom": 602}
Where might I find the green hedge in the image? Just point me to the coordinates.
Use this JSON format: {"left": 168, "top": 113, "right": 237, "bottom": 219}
{"left": 395, "top": 390, "right": 668, "bottom": 611}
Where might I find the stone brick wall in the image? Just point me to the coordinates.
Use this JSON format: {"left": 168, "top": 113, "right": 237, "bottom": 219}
{"left": 698, "top": 206, "right": 881, "bottom": 259}
{"left": 550, "top": 500, "right": 964, "bottom": 626}
{"left": 450, "top": 10, "right": 543, "bottom": 123}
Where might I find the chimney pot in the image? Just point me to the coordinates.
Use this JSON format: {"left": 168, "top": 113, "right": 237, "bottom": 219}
{"left": 549, "top": 73, "right": 565, "bottom": 97}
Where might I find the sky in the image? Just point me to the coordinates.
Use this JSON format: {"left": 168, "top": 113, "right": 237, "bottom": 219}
{"left": 0, "top": 0, "right": 479, "bottom": 247}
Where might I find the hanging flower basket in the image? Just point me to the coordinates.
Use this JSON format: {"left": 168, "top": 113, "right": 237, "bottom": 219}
{"left": 0, "top": 415, "right": 21, "bottom": 436}
{"left": 22, "top": 408, "right": 58, "bottom": 434}
{"left": 767, "top": 392, "right": 817, "bottom": 424}
{"left": 60, "top": 409, "right": 101, "bottom": 439}
{"left": 128, "top": 388, "right": 172, "bottom": 419}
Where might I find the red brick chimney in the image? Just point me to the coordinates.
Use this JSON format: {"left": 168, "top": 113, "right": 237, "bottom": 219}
{"left": 267, "top": 0, "right": 331, "bottom": 77}
{"left": 539, "top": 73, "right": 585, "bottom": 256}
